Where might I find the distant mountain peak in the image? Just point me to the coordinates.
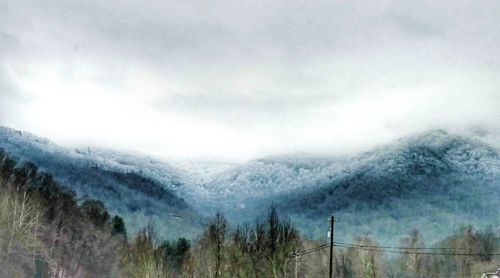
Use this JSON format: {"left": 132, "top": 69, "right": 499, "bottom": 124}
{"left": 0, "top": 126, "right": 52, "bottom": 146}
{"left": 389, "top": 129, "right": 497, "bottom": 157}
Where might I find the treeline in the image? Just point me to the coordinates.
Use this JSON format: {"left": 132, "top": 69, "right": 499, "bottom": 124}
{"left": 0, "top": 148, "right": 189, "bottom": 277}
{"left": 0, "top": 148, "right": 127, "bottom": 276}
{"left": 134, "top": 212, "right": 499, "bottom": 278}
{"left": 116, "top": 208, "right": 301, "bottom": 277}
{"left": 117, "top": 210, "right": 499, "bottom": 277}
{"left": 1, "top": 148, "right": 499, "bottom": 277}
{"left": 305, "top": 226, "right": 499, "bottom": 277}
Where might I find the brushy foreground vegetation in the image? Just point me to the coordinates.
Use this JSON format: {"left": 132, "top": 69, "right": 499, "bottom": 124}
{"left": 0, "top": 149, "right": 498, "bottom": 277}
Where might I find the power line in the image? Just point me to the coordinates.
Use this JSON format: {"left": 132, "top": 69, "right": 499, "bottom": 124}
{"left": 292, "top": 244, "right": 330, "bottom": 257}
{"left": 333, "top": 241, "right": 466, "bottom": 250}
{"left": 291, "top": 244, "right": 498, "bottom": 278}
{"left": 292, "top": 242, "right": 500, "bottom": 257}
{"left": 300, "top": 244, "right": 329, "bottom": 255}
{"left": 333, "top": 243, "right": 500, "bottom": 256}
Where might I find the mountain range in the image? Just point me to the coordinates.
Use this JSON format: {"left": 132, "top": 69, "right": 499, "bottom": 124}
{"left": 0, "top": 126, "right": 498, "bottom": 244}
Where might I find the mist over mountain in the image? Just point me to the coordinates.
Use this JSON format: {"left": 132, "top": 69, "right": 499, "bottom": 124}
{"left": 276, "top": 130, "right": 499, "bottom": 243}
{"left": 0, "top": 126, "right": 498, "bottom": 244}
{"left": 190, "top": 130, "right": 500, "bottom": 243}
{"left": 0, "top": 126, "right": 203, "bottom": 239}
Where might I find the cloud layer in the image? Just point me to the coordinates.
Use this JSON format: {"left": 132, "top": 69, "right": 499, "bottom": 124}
{"left": 1, "top": 0, "right": 499, "bottom": 160}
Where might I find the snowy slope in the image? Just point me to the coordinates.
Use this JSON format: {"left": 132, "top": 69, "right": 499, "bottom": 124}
{"left": 190, "top": 130, "right": 499, "bottom": 243}
{"left": 0, "top": 126, "right": 203, "bottom": 239}
{"left": 1, "top": 126, "right": 498, "bottom": 244}
{"left": 275, "top": 130, "right": 500, "bottom": 242}
{"left": 203, "top": 156, "right": 342, "bottom": 197}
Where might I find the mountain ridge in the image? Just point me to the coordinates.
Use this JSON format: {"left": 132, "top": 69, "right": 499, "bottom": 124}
{"left": 0, "top": 126, "right": 498, "bottom": 244}
{"left": 0, "top": 126, "right": 203, "bottom": 239}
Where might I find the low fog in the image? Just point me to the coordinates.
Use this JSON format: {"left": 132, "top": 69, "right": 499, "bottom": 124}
{"left": 1, "top": 0, "right": 499, "bottom": 161}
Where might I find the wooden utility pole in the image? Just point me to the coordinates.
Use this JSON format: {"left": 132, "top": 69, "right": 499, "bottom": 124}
{"left": 329, "top": 214, "right": 335, "bottom": 278}
{"left": 216, "top": 232, "right": 221, "bottom": 278}
{"left": 294, "top": 251, "right": 300, "bottom": 278}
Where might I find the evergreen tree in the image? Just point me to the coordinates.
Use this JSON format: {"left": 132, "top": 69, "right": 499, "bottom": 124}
{"left": 111, "top": 215, "right": 127, "bottom": 238}
{"left": 81, "top": 200, "right": 110, "bottom": 228}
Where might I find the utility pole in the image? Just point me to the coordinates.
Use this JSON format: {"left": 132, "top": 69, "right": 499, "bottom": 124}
{"left": 294, "top": 251, "right": 300, "bottom": 278}
{"left": 216, "top": 231, "right": 221, "bottom": 278}
{"left": 329, "top": 214, "right": 335, "bottom": 278}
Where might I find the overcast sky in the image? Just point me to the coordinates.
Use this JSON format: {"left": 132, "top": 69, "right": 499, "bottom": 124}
{"left": 1, "top": 0, "right": 499, "bottom": 161}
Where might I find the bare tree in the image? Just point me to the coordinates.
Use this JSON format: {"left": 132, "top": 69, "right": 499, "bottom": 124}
{"left": 121, "top": 225, "right": 168, "bottom": 278}
{"left": 397, "top": 229, "right": 426, "bottom": 275}
{"left": 207, "top": 211, "right": 227, "bottom": 278}
{"left": 248, "top": 207, "right": 301, "bottom": 278}
{"left": 0, "top": 189, "right": 43, "bottom": 276}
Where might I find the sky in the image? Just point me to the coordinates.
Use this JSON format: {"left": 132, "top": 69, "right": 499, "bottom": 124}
{"left": 1, "top": 0, "right": 499, "bottom": 161}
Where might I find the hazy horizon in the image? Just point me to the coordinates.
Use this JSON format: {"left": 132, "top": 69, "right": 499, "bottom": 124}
{"left": 1, "top": 0, "right": 499, "bottom": 161}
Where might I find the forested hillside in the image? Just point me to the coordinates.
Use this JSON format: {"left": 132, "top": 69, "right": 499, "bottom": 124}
{"left": 199, "top": 131, "right": 499, "bottom": 244}
{"left": 0, "top": 148, "right": 125, "bottom": 276}
{"left": 1, "top": 126, "right": 499, "bottom": 247}
{"left": 0, "top": 127, "right": 202, "bottom": 239}
{"left": 2, "top": 147, "right": 499, "bottom": 277}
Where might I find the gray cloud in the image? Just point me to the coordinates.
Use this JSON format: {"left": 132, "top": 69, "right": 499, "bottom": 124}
{"left": 0, "top": 31, "right": 26, "bottom": 122}
{"left": 1, "top": 0, "right": 499, "bottom": 159}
